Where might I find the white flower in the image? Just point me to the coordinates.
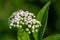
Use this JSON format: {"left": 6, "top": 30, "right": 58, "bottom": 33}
{"left": 29, "top": 13, "right": 32, "bottom": 16}
{"left": 29, "top": 13, "right": 34, "bottom": 16}
{"left": 31, "top": 13, "right": 34, "bottom": 16}
{"left": 20, "top": 21, "right": 23, "bottom": 24}
{"left": 19, "top": 25, "right": 22, "bottom": 28}
{"left": 18, "top": 10, "right": 24, "bottom": 15}
{"left": 32, "top": 30, "right": 35, "bottom": 32}
{"left": 28, "top": 25, "right": 31, "bottom": 28}
{"left": 32, "top": 19, "right": 36, "bottom": 24}
{"left": 13, "top": 25, "right": 16, "bottom": 27}
{"left": 24, "top": 16, "right": 32, "bottom": 24}
{"left": 12, "top": 12, "right": 17, "bottom": 16}
{"left": 15, "top": 14, "right": 20, "bottom": 18}
{"left": 33, "top": 15, "right": 36, "bottom": 18}
{"left": 9, "top": 26, "right": 12, "bottom": 29}
{"left": 28, "top": 31, "right": 31, "bottom": 34}
{"left": 32, "top": 25, "right": 35, "bottom": 29}
{"left": 24, "top": 11, "right": 29, "bottom": 17}
{"left": 17, "top": 24, "right": 19, "bottom": 27}
{"left": 20, "top": 17, "right": 24, "bottom": 20}
{"left": 17, "top": 21, "right": 19, "bottom": 24}
{"left": 8, "top": 10, "right": 41, "bottom": 34}
{"left": 36, "top": 21, "right": 40, "bottom": 24}
{"left": 35, "top": 25, "right": 39, "bottom": 28}
{"left": 40, "top": 24, "right": 41, "bottom": 26}
{"left": 14, "top": 19, "right": 20, "bottom": 22}
{"left": 10, "top": 23, "right": 13, "bottom": 26}
{"left": 26, "top": 28, "right": 29, "bottom": 31}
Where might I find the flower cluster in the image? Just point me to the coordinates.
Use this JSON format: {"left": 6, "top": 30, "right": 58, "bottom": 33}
{"left": 8, "top": 10, "right": 41, "bottom": 34}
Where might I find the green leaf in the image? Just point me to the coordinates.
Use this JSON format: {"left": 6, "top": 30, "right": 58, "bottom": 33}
{"left": 33, "top": 1, "right": 51, "bottom": 40}
{"left": 43, "top": 34, "right": 60, "bottom": 40}
{"left": 36, "top": 1, "right": 51, "bottom": 22}
{"left": 17, "top": 28, "right": 30, "bottom": 40}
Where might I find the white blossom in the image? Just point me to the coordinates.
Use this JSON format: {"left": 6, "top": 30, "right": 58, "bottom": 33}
{"left": 28, "top": 31, "right": 31, "bottom": 34}
{"left": 28, "top": 25, "right": 31, "bottom": 28}
{"left": 17, "top": 24, "right": 19, "bottom": 27}
{"left": 18, "top": 10, "right": 24, "bottom": 15}
{"left": 10, "top": 23, "right": 13, "bottom": 26}
{"left": 26, "top": 28, "right": 29, "bottom": 31}
{"left": 33, "top": 15, "right": 36, "bottom": 18}
{"left": 32, "top": 25, "right": 35, "bottom": 29}
{"left": 35, "top": 25, "right": 39, "bottom": 28}
{"left": 19, "top": 25, "right": 22, "bottom": 28}
{"left": 8, "top": 10, "right": 41, "bottom": 34}
{"left": 24, "top": 11, "right": 29, "bottom": 17}
{"left": 17, "top": 21, "right": 19, "bottom": 24}
{"left": 24, "top": 16, "right": 32, "bottom": 23}
{"left": 32, "top": 19, "right": 36, "bottom": 24}
{"left": 13, "top": 25, "right": 16, "bottom": 27}
{"left": 32, "top": 30, "right": 35, "bottom": 32}
{"left": 35, "top": 29, "right": 38, "bottom": 32}
{"left": 9, "top": 26, "right": 12, "bottom": 29}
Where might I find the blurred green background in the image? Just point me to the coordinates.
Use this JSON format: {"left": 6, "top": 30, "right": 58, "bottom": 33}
{"left": 0, "top": 0, "right": 60, "bottom": 40}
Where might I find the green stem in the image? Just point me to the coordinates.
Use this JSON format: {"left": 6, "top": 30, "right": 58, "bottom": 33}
{"left": 17, "top": 28, "right": 30, "bottom": 40}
